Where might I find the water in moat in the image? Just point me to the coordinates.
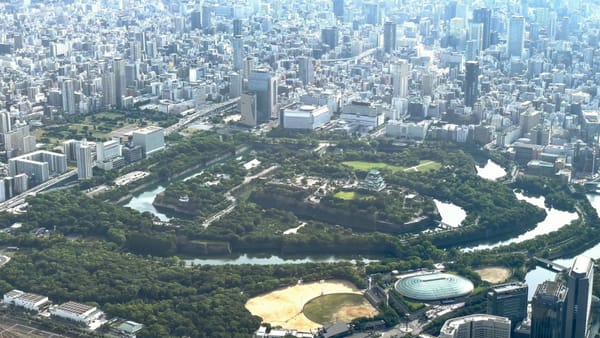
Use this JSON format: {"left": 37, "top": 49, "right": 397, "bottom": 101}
{"left": 124, "top": 185, "right": 169, "bottom": 221}
{"left": 524, "top": 194, "right": 600, "bottom": 299}
{"left": 475, "top": 160, "right": 507, "bottom": 181}
{"left": 433, "top": 199, "right": 467, "bottom": 228}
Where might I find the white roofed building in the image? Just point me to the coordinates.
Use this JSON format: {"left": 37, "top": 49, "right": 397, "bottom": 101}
{"left": 3, "top": 289, "right": 50, "bottom": 312}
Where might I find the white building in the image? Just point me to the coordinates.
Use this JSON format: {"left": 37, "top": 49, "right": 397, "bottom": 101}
{"left": 96, "top": 139, "right": 123, "bottom": 170}
{"left": 8, "top": 150, "right": 67, "bottom": 185}
{"left": 51, "top": 301, "right": 105, "bottom": 326}
{"left": 3, "top": 289, "right": 49, "bottom": 312}
{"left": 340, "top": 101, "right": 385, "bottom": 129}
{"left": 386, "top": 120, "right": 430, "bottom": 140}
{"left": 283, "top": 105, "right": 331, "bottom": 130}
{"left": 131, "top": 126, "right": 165, "bottom": 157}
{"left": 76, "top": 139, "right": 93, "bottom": 180}
{"left": 439, "top": 314, "right": 511, "bottom": 338}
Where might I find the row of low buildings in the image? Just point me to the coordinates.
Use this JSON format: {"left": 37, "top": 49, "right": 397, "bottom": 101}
{"left": 3, "top": 289, "right": 143, "bottom": 337}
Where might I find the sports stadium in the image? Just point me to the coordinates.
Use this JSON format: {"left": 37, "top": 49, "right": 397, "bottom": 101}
{"left": 395, "top": 272, "right": 474, "bottom": 302}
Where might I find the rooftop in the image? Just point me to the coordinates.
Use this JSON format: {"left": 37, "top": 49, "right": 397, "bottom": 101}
{"left": 55, "top": 301, "right": 96, "bottom": 316}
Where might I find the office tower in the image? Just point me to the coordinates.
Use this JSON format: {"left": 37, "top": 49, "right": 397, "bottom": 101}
{"left": 321, "top": 27, "right": 339, "bottom": 50}
{"left": 383, "top": 21, "right": 397, "bottom": 54}
{"left": 439, "top": 314, "right": 511, "bottom": 338}
{"left": 243, "top": 56, "right": 255, "bottom": 79}
{"left": 76, "top": 139, "right": 93, "bottom": 180}
{"left": 0, "top": 111, "right": 11, "bottom": 133}
{"left": 445, "top": 1, "right": 457, "bottom": 21}
{"left": 468, "top": 22, "right": 484, "bottom": 59}
{"left": 464, "top": 61, "right": 479, "bottom": 107}
{"left": 565, "top": 256, "right": 594, "bottom": 338}
{"left": 391, "top": 60, "right": 409, "bottom": 98}
{"left": 229, "top": 72, "right": 242, "bottom": 98}
{"left": 240, "top": 93, "right": 258, "bottom": 127}
{"left": 232, "top": 37, "right": 244, "bottom": 71}
{"left": 333, "top": 0, "right": 344, "bottom": 19}
{"left": 364, "top": 2, "right": 379, "bottom": 25}
{"left": 190, "top": 10, "right": 202, "bottom": 30}
{"left": 102, "top": 73, "right": 116, "bottom": 108}
{"left": 472, "top": 8, "right": 492, "bottom": 49}
{"left": 487, "top": 282, "right": 528, "bottom": 330}
{"left": 233, "top": 18, "right": 242, "bottom": 36}
{"left": 297, "top": 56, "right": 314, "bottom": 86}
{"left": 507, "top": 16, "right": 525, "bottom": 58}
{"left": 558, "top": 17, "right": 569, "bottom": 41}
{"left": 61, "top": 79, "right": 76, "bottom": 114}
{"left": 531, "top": 281, "right": 567, "bottom": 338}
{"left": 113, "top": 57, "right": 125, "bottom": 109}
{"left": 132, "top": 126, "right": 165, "bottom": 157}
{"left": 248, "top": 69, "right": 277, "bottom": 124}
{"left": 202, "top": 4, "right": 212, "bottom": 31}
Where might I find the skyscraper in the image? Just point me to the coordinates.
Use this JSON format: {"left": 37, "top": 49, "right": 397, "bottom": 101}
{"left": 508, "top": 16, "right": 525, "bottom": 58}
{"left": 297, "top": 56, "right": 314, "bottom": 86}
{"left": 76, "top": 139, "right": 93, "bottom": 180}
{"left": 113, "top": 57, "right": 125, "bottom": 109}
{"left": 565, "top": 255, "right": 594, "bottom": 338}
{"left": 333, "top": 0, "right": 344, "bottom": 19}
{"left": 232, "top": 37, "right": 244, "bottom": 71}
{"left": 62, "top": 79, "right": 76, "bottom": 114}
{"left": 248, "top": 69, "right": 277, "bottom": 124}
{"left": 391, "top": 60, "right": 409, "bottom": 98}
{"left": 202, "top": 4, "right": 212, "bottom": 32}
{"left": 464, "top": 61, "right": 479, "bottom": 107}
{"left": 364, "top": 2, "right": 379, "bottom": 25}
{"left": 487, "top": 282, "right": 528, "bottom": 330}
{"left": 321, "top": 27, "right": 339, "bottom": 50}
{"left": 383, "top": 21, "right": 397, "bottom": 54}
{"left": 0, "top": 111, "right": 12, "bottom": 134}
{"left": 233, "top": 18, "right": 242, "bottom": 36}
{"left": 190, "top": 10, "right": 202, "bottom": 30}
{"left": 531, "top": 281, "right": 567, "bottom": 338}
{"left": 472, "top": 8, "right": 492, "bottom": 50}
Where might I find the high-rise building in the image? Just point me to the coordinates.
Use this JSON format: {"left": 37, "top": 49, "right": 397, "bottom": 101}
{"left": 391, "top": 60, "right": 409, "bottom": 98}
{"left": 297, "top": 56, "right": 314, "bottom": 86}
{"left": 468, "top": 22, "right": 484, "bottom": 59}
{"left": 233, "top": 18, "right": 242, "bottom": 36}
{"left": 364, "top": 2, "right": 379, "bottom": 25}
{"left": 232, "top": 37, "right": 244, "bottom": 71}
{"left": 229, "top": 72, "right": 242, "bottom": 98}
{"left": 531, "top": 281, "right": 567, "bottom": 338}
{"left": 62, "top": 79, "right": 76, "bottom": 114}
{"left": 565, "top": 256, "right": 594, "bottom": 338}
{"left": 248, "top": 69, "right": 277, "bottom": 124}
{"left": 507, "top": 16, "right": 525, "bottom": 58}
{"left": 464, "top": 61, "right": 479, "bottom": 107}
{"left": 76, "top": 139, "right": 93, "bottom": 180}
{"left": 0, "top": 111, "right": 11, "bottom": 134}
{"left": 383, "top": 21, "right": 397, "bottom": 54}
{"left": 113, "top": 57, "right": 125, "bottom": 109}
{"left": 487, "top": 282, "right": 528, "bottom": 330}
{"left": 321, "top": 27, "right": 339, "bottom": 50}
{"left": 239, "top": 93, "right": 257, "bottom": 127}
{"left": 333, "top": 0, "right": 344, "bottom": 19}
{"left": 472, "top": 8, "right": 492, "bottom": 49}
{"left": 202, "top": 4, "right": 212, "bottom": 32}
{"left": 439, "top": 314, "right": 511, "bottom": 338}
{"left": 190, "top": 10, "right": 202, "bottom": 30}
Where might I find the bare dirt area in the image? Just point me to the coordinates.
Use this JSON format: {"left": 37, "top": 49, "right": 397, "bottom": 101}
{"left": 245, "top": 280, "right": 367, "bottom": 331}
{"left": 334, "top": 304, "right": 378, "bottom": 323}
{"left": 474, "top": 267, "right": 511, "bottom": 284}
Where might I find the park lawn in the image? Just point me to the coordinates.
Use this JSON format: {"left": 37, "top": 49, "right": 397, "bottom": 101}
{"left": 303, "top": 293, "right": 366, "bottom": 324}
{"left": 342, "top": 160, "right": 442, "bottom": 173}
{"left": 342, "top": 161, "right": 405, "bottom": 173}
{"left": 334, "top": 191, "right": 357, "bottom": 200}
{"left": 412, "top": 160, "right": 442, "bottom": 172}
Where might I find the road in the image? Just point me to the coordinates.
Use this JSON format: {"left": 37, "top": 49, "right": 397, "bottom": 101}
{"left": 0, "top": 255, "right": 10, "bottom": 268}
{"left": 0, "top": 170, "right": 77, "bottom": 213}
{"left": 165, "top": 98, "right": 239, "bottom": 136}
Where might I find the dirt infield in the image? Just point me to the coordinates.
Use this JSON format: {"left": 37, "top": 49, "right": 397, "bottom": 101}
{"left": 245, "top": 280, "right": 375, "bottom": 331}
{"left": 474, "top": 267, "right": 511, "bottom": 284}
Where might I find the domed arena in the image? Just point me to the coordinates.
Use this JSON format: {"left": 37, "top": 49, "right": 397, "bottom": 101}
{"left": 395, "top": 272, "right": 474, "bottom": 302}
